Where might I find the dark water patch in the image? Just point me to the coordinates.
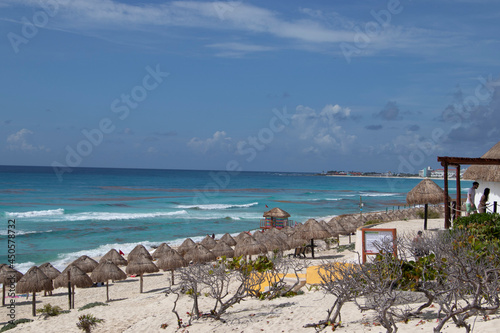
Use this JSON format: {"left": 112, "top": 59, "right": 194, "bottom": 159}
{"left": 0, "top": 188, "right": 36, "bottom": 194}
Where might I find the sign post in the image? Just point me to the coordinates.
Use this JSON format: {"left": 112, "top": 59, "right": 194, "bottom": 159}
{"left": 361, "top": 228, "right": 397, "bottom": 263}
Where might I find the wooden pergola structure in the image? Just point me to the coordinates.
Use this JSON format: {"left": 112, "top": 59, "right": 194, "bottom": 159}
{"left": 437, "top": 156, "right": 500, "bottom": 228}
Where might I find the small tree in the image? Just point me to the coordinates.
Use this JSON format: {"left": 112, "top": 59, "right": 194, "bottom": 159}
{"left": 76, "top": 314, "right": 104, "bottom": 333}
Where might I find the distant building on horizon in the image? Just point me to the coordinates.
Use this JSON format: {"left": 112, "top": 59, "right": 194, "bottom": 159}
{"left": 419, "top": 166, "right": 467, "bottom": 178}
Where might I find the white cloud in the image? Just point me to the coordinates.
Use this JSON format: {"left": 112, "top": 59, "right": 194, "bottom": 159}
{"left": 7, "top": 129, "right": 49, "bottom": 152}
{"left": 291, "top": 105, "right": 356, "bottom": 154}
{"left": 187, "top": 131, "right": 234, "bottom": 154}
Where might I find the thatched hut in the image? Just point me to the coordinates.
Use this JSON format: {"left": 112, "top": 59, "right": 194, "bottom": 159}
{"left": 152, "top": 243, "right": 172, "bottom": 260}
{"left": 127, "top": 244, "right": 153, "bottom": 261}
{"left": 211, "top": 240, "right": 235, "bottom": 258}
{"left": 200, "top": 235, "right": 217, "bottom": 250}
{"left": 234, "top": 231, "right": 253, "bottom": 244}
{"left": 156, "top": 249, "right": 187, "bottom": 285}
{"left": 182, "top": 244, "right": 217, "bottom": 264}
{"left": 177, "top": 238, "right": 197, "bottom": 256}
{"left": 39, "top": 262, "right": 61, "bottom": 296}
{"left": 293, "top": 218, "right": 331, "bottom": 258}
{"left": 220, "top": 233, "right": 237, "bottom": 247}
{"left": 407, "top": 179, "right": 447, "bottom": 230}
{"left": 100, "top": 249, "right": 128, "bottom": 266}
{"left": 262, "top": 207, "right": 291, "bottom": 229}
{"left": 16, "top": 266, "right": 53, "bottom": 316}
{"left": 234, "top": 237, "right": 267, "bottom": 258}
{"left": 463, "top": 141, "right": 500, "bottom": 211}
{"left": 90, "top": 260, "right": 127, "bottom": 301}
{"left": 126, "top": 256, "right": 159, "bottom": 293}
{"left": 54, "top": 264, "right": 93, "bottom": 309}
{"left": 0, "top": 266, "right": 23, "bottom": 306}
{"left": 71, "top": 255, "right": 98, "bottom": 273}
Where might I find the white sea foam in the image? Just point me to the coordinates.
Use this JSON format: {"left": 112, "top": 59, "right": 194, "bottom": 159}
{"left": 176, "top": 202, "right": 259, "bottom": 210}
{"left": 0, "top": 229, "right": 52, "bottom": 236}
{"left": 37, "top": 210, "right": 188, "bottom": 222}
{"left": 5, "top": 208, "right": 64, "bottom": 218}
{"left": 11, "top": 261, "right": 36, "bottom": 274}
{"left": 359, "top": 192, "right": 398, "bottom": 197}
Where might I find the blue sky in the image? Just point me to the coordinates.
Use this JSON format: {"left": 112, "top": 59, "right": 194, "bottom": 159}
{"left": 1, "top": 0, "right": 500, "bottom": 174}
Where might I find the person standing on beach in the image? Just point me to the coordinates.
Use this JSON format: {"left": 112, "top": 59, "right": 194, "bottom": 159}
{"left": 466, "top": 181, "right": 479, "bottom": 216}
{"left": 478, "top": 188, "right": 490, "bottom": 213}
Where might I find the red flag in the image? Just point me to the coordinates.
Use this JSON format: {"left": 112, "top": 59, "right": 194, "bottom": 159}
{"left": 265, "top": 204, "right": 268, "bottom": 208}
{"left": 119, "top": 249, "right": 125, "bottom": 256}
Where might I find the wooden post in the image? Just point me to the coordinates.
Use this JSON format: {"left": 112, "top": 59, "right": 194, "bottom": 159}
{"left": 32, "top": 292, "right": 36, "bottom": 317}
{"left": 140, "top": 274, "right": 143, "bottom": 293}
{"left": 310, "top": 239, "right": 315, "bottom": 259}
{"left": 67, "top": 270, "right": 71, "bottom": 310}
{"left": 106, "top": 280, "right": 109, "bottom": 302}
{"left": 71, "top": 285, "right": 75, "bottom": 309}
{"left": 494, "top": 201, "right": 498, "bottom": 213}
{"left": 456, "top": 165, "right": 461, "bottom": 217}
{"left": 444, "top": 162, "right": 450, "bottom": 229}
{"left": 424, "top": 203, "right": 428, "bottom": 230}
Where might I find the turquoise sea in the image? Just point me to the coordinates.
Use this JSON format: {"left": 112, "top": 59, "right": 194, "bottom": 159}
{"left": 0, "top": 166, "right": 470, "bottom": 272}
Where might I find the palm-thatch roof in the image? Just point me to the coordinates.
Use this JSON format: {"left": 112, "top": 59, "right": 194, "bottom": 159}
{"left": 263, "top": 207, "right": 290, "bottom": 218}
{"left": 90, "top": 260, "right": 127, "bottom": 302}
{"left": 463, "top": 141, "right": 500, "bottom": 182}
{"left": 200, "top": 235, "right": 217, "bottom": 250}
{"left": 182, "top": 244, "right": 217, "bottom": 263}
{"left": 156, "top": 249, "right": 187, "bottom": 271}
{"left": 220, "top": 233, "right": 237, "bottom": 247}
{"left": 294, "top": 218, "right": 331, "bottom": 240}
{"left": 155, "top": 249, "right": 187, "bottom": 285}
{"left": 39, "top": 262, "right": 61, "bottom": 280}
{"left": 100, "top": 248, "right": 128, "bottom": 266}
{"left": 234, "top": 237, "right": 267, "bottom": 257}
{"left": 126, "top": 256, "right": 159, "bottom": 293}
{"left": 71, "top": 255, "right": 99, "bottom": 273}
{"left": 152, "top": 243, "right": 172, "bottom": 259}
{"left": 54, "top": 265, "right": 93, "bottom": 289}
{"left": 234, "top": 231, "right": 253, "bottom": 244}
{"left": 15, "top": 266, "right": 53, "bottom": 316}
{"left": 254, "top": 230, "right": 290, "bottom": 252}
{"left": 128, "top": 244, "right": 153, "bottom": 261}
{"left": 406, "top": 179, "right": 447, "bottom": 205}
{"left": 211, "top": 240, "right": 235, "bottom": 258}
{"left": 177, "top": 238, "right": 197, "bottom": 256}
{"left": 0, "top": 266, "right": 23, "bottom": 306}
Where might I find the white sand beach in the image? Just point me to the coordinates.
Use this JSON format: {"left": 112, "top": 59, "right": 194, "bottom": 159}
{"left": 2, "top": 218, "right": 500, "bottom": 333}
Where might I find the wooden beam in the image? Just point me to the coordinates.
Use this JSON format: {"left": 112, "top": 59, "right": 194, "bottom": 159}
{"left": 438, "top": 156, "right": 500, "bottom": 166}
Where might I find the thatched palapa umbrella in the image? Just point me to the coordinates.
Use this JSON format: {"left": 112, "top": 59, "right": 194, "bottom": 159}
{"left": 152, "top": 243, "right": 172, "bottom": 260}
{"left": 100, "top": 248, "right": 128, "bottom": 266}
{"left": 54, "top": 264, "right": 93, "bottom": 309}
{"left": 0, "top": 265, "right": 23, "bottom": 306}
{"left": 156, "top": 249, "right": 187, "bottom": 285}
{"left": 128, "top": 244, "right": 153, "bottom": 261}
{"left": 200, "top": 235, "right": 217, "bottom": 250}
{"left": 72, "top": 255, "right": 98, "bottom": 273}
{"left": 177, "top": 238, "right": 196, "bottom": 256}
{"left": 220, "top": 233, "right": 237, "bottom": 247}
{"left": 463, "top": 141, "right": 500, "bottom": 182}
{"left": 90, "top": 260, "right": 127, "bottom": 301}
{"left": 294, "top": 219, "right": 331, "bottom": 258}
{"left": 16, "top": 266, "right": 53, "bottom": 316}
{"left": 234, "top": 231, "right": 253, "bottom": 244}
{"left": 126, "top": 256, "right": 159, "bottom": 293}
{"left": 234, "top": 237, "right": 267, "bottom": 259}
{"left": 39, "top": 262, "right": 61, "bottom": 296}
{"left": 183, "top": 244, "right": 217, "bottom": 264}
{"left": 263, "top": 207, "right": 291, "bottom": 218}
{"left": 211, "top": 240, "right": 235, "bottom": 258}
{"left": 407, "top": 179, "right": 447, "bottom": 230}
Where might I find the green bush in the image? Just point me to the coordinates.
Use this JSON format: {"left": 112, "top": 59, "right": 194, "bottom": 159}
{"left": 76, "top": 314, "right": 105, "bottom": 333}
{"left": 78, "top": 302, "right": 109, "bottom": 311}
{"left": 416, "top": 209, "right": 440, "bottom": 219}
{"left": 36, "top": 303, "right": 68, "bottom": 317}
{"left": 0, "top": 319, "right": 33, "bottom": 332}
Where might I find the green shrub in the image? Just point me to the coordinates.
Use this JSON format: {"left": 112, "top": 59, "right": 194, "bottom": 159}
{"left": 76, "top": 314, "right": 105, "bottom": 333}
{"left": 365, "top": 219, "right": 381, "bottom": 225}
{"left": 0, "top": 319, "right": 33, "bottom": 332}
{"left": 416, "top": 209, "right": 440, "bottom": 219}
{"left": 36, "top": 303, "right": 68, "bottom": 317}
{"left": 78, "top": 302, "right": 109, "bottom": 311}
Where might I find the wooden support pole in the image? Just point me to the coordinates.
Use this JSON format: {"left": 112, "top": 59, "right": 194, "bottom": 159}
{"left": 444, "top": 162, "right": 450, "bottom": 229}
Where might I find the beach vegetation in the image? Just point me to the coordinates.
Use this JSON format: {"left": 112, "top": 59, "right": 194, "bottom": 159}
{"left": 76, "top": 314, "right": 105, "bottom": 333}
{"left": 312, "top": 216, "right": 500, "bottom": 333}
{"left": 36, "top": 303, "right": 69, "bottom": 318}
{"left": 416, "top": 209, "right": 440, "bottom": 219}
{"left": 365, "top": 219, "right": 382, "bottom": 225}
{"left": 0, "top": 319, "right": 33, "bottom": 332}
{"left": 78, "top": 302, "right": 109, "bottom": 311}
